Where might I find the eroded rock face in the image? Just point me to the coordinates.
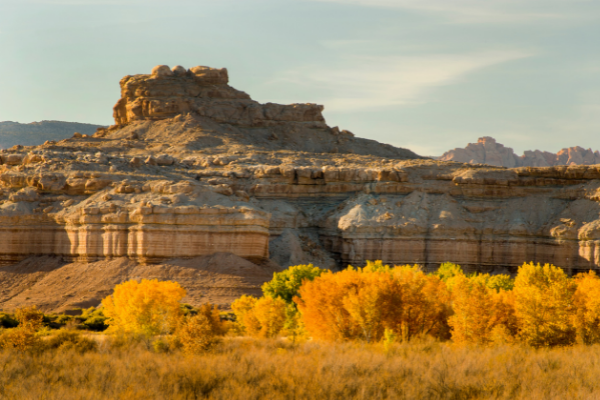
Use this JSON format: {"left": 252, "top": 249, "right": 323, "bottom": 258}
{"left": 440, "top": 137, "right": 600, "bottom": 167}
{"left": 2, "top": 65, "right": 600, "bottom": 284}
{"left": 113, "top": 64, "right": 325, "bottom": 128}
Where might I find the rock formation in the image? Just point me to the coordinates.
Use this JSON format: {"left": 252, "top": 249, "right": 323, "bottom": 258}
{"left": 3, "top": 65, "right": 600, "bottom": 311}
{"left": 0, "top": 120, "right": 104, "bottom": 149}
{"left": 439, "top": 136, "right": 600, "bottom": 167}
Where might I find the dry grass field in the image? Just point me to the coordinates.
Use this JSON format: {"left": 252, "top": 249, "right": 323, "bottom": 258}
{"left": 1, "top": 335, "right": 600, "bottom": 400}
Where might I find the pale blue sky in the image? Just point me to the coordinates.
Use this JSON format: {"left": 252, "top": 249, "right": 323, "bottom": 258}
{"left": 1, "top": 0, "right": 599, "bottom": 156}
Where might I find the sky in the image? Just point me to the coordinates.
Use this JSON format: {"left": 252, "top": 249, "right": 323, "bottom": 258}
{"left": 1, "top": 0, "right": 599, "bottom": 156}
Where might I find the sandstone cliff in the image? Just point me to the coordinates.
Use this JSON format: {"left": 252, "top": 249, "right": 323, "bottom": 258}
{"left": 2, "top": 65, "right": 600, "bottom": 312}
{"left": 439, "top": 137, "right": 600, "bottom": 167}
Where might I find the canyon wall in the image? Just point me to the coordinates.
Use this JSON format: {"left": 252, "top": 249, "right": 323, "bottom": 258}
{"left": 1, "top": 65, "right": 600, "bottom": 279}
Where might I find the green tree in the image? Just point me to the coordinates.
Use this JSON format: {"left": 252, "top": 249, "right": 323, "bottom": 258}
{"left": 486, "top": 274, "right": 515, "bottom": 291}
{"left": 261, "top": 264, "right": 325, "bottom": 305}
{"left": 434, "top": 262, "right": 465, "bottom": 288}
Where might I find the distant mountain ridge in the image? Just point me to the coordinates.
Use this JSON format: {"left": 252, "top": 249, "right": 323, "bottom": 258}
{"left": 0, "top": 120, "right": 104, "bottom": 149}
{"left": 439, "top": 136, "right": 600, "bottom": 167}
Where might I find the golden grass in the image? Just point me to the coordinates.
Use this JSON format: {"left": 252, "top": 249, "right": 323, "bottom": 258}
{"left": 1, "top": 335, "right": 600, "bottom": 399}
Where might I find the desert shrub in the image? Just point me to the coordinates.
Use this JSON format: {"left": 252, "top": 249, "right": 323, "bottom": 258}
{"left": 103, "top": 331, "right": 148, "bottom": 351}
{"left": 4, "top": 337, "right": 600, "bottom": 399}
{"left": 0, "top": 312, "right": 18, "bottom": 328}
{"left": 15, "top": 306, "right": 44, "bottom": 331}
{"left": 54, "top": 314, "right": 74, "bottom": 326}
{"left": 180, "top": 303, "right": 197, "bottom": 316}
{"left": 174, "top": 303, "right": 228, "bottom": 353}
{"left": 45, "top": 330, "right": 97, "bottom": 353}
{"left": 79, "top": 307, "right": 108, "bottom": 331}
{"left": 197, "top": 303, "right": 227, "bottom": 336}
{"left": 0, "top": 326, "right": 38, "bottom": 351}
{"left": 151, "top": 336, "right": 173, "bottom": 353}
{"left": 177, "top": 314, "right": 222, "bottom": 353}
{"left": 102, "top": 279, "right": 186, "bottom": 336}
{"left": 0, "top": 306, "right": 45, "bottom": 351}
{"left": 514, "top": 262, "right": 576, "bottom": 347}
{"left": 382, "top": 328, "right": 397, "bottom": 353}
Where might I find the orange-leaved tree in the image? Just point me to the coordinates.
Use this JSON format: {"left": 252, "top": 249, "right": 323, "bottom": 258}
{"left": 513, "top": 262, "right": 576, "bottom": 347}
{"left": 295, "top": 268, "right": 364, "bottom": 341}
{"left": 296, "top": 265, "right": 450, "bottom": 342}
{"left": 572, "top": 271, "right": 600, "bottom": 345}
{"left": 449, "top": 274, "right": 517, "bottom": 346}
{"left": 390, "top": 265, "right": 451, "bottom": 341}
{"left": 102, "top": 279, "right": 186, "bottom": 336}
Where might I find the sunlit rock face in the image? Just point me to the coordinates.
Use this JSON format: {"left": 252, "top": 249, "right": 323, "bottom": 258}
{"left": 1, "top": 65, "right": 600, "bottom": 275}
{"left": 112, "top": 64, "right": 326, "bottom": 127}
{"left": 440, "top": 136, "right": 600, "bottom": 168}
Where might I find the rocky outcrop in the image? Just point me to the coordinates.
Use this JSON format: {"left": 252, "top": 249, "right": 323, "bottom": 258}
{"left": 0, "top": 121, "right": 103, "bottom": 149}
{"left": 4, "top": 65, "right": 600, "bottom": 312}
{"left": 104, "top": 65, "right": 418, "bottom": 159}
{"left": 439, "top": 137, "right": 600, "bottom": 167}
{"left": 112, "top": 65, "right": 326, "bottom": 128}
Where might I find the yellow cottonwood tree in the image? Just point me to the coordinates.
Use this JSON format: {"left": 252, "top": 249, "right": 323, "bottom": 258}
{"left": 102, "top": 279, "right": 186, "bottom": 336}
{"left": 231, "top": 295, "right": 258, "bottom": 334}
{"left": 251, "top": 296, "right": 287, "bottom": 338}
{"left": 449, "top": 274, "right": 516, "bottom": 345}
{"left": 295, "top": 269, "right": 362, "bottom": 341}
{"left": 296, "top": 265, "right": 451, "bottom": 342}
{"left": 231, "top": 295, "right": 287, "bottom": 338}
{"left": 513, "top": 262, "right": 576, "bottom": 347}
{"left": 572, "top": 271, "right": 600, "bottom": 344}
{"left": 391, "top": 266, "right": 451, "bottom": 341}
{"left": 343, "top": 283, "right": 386, "bottom": 343}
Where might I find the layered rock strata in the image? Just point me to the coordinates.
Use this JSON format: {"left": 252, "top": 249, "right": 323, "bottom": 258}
{"left": 2, "top": 65, "right": 600, "bottom": 283}
{"left": 440, "top": 136, "right": 600, "bottom": 168}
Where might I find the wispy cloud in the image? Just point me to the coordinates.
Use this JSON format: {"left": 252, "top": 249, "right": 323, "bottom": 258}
{"left": 270, "top": 50, "right": 532, "bottom": 112}
{"left": 308, "top": 0, "right": 596, "bottom": 24}
{"left": 23, "top": 0, "right": 143, "bottom": 4}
